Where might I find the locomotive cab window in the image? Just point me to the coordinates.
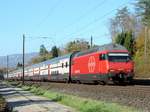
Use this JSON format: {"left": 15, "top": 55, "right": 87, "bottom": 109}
{"left": 108, "top": 53, "right": 131, "bottom": 62}
{"left": 100, "top": 54, "right": 107, "bottom": 60}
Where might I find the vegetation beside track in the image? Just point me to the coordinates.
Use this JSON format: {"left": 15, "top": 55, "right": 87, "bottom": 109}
{"left": 8, "top": 81, "right": 140, "bottom": 112}
{"left": 0, "top": 94, "right": 7, "bottom": 112}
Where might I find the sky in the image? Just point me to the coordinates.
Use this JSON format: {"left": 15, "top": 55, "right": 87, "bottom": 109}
{"left": 0, "top": 0, "right": 133, "bottom": 56}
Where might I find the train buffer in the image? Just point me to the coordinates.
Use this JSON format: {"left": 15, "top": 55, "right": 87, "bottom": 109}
{"left": 0, "top": 82, "right": 75, "bottom": 112}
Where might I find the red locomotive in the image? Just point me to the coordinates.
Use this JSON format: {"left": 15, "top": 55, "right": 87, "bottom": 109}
{"left": 7, "top": 44, "right": 134, "bottom": 84}
{"left": 71, "top": 44, "right": 134, "bottom": 84}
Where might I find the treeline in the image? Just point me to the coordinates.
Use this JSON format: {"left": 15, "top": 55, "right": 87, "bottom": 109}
{"left": 30, "top": 39, "right": 90, "bottom": 64}
{"left": 109, "top": 0, "right": 150, "bottom": 77}
{"left": 0, "top": 68, "right": 7, "bottom": 79}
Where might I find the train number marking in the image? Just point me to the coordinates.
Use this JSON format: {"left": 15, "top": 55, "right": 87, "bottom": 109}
{"left": 88, "top": 56, "right": 96, "bottom": 72}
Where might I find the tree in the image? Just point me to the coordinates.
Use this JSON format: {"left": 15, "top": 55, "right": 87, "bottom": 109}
{"left": 30, "top": 53, "right": 52, "bottom": 64}
{"left": 136, "top": 0, "right": 150, "bottom": 26}
{"left": 30, "top": 45, "right": 52, "bottom": 64}
{"left": 51, "top": 46, "right": 59, "bottom": 58}
{"left": 109, "top": 18, "right": 119, "bottom": 42}
{"left": 115, "top": 7, "right": 133, "bottom": 32}
{"left": 136, "top": 0, "right": 150, "bottom": 76}
{"left": 39, "top": 44, "right": 48, "bottom": 56}
{"left": 115, "top": 31, "right": 134, "bottom": 55}
{"left": 0, "top": 68, "right": 7, "bottom": 80}
{"left": 115, "top": 32, "right": 125, "bottom": 45}
{"left": 134, "top": 29, "right": 150, "bottom": 77}
{"left": 124, "top": 32, "right": 134, "bottom": 55}
{"left": 109, "top": 7, "right": 137, "bottom": 42}
{"left": 66, "top": 39, "right": 90, "bottom": 53}
{"left": 17, "top": 62, "right": 23, "bottom": 68}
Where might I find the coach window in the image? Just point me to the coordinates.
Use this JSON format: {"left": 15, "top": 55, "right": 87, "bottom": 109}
{"left": 66, "top": 62, "right": 68, "bottom": 67}
{"left": 62, "top": 63, "right": 64, "bottom": 68}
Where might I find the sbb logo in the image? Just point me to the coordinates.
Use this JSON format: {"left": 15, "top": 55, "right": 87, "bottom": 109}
{"left": 88, "top": 56, "right": 96, "bottom": 73}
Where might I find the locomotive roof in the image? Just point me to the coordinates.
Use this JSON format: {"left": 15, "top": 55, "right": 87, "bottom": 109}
{"left": 74, "top": 43, "right": 127, "bottom": 57}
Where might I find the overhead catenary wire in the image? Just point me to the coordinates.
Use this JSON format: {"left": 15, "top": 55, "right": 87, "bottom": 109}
{"left": 59, "top": 1, "right": 131, "bottom": 45}
{"left": 59, "top": 0, "right": 108, "bottom": 33}
{"left": 24, "top": 35, "right": 56, "bottom": 53}
{"left": 69, "top": 19, "right": 107, "bottom": 38}
{"left": 32, "top": 0, "right": 131, "bottom": 49}
{"left": 34, "top": 0, "right": 62, "bottom": 32}
{"left": 64, "top": 1, "right": 131, "bottom": 39}
{"left": 59, "top": 33, "right": 110, "bottom": 49}
{"left": 66, "top": 33, "right": 110, "bottom": 42}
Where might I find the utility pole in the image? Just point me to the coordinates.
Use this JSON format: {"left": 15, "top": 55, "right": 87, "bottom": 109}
{"left": 21, "top": 35, "right": 53, "bottom": 84}
{"left": 144, "top": 26, "right": 147, "bottom": 74}
{"left": 22, "top": 34, "right": 25, "bottom": 85}
{"left": 6, "top": 55, "right": 9, "bottom": 79}
{"left": 90, "top": 36, "right": 93, "bottom": 48}
{"left": 148, "top": 28, "right": 150, "bottom": 68}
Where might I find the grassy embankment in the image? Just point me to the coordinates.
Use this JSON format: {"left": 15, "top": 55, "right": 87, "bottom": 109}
{"left": 9, "top": 82, "right": 140, "bottom": 112}
{"left": 0, "top": 95, "right": 6, "bottom": 111}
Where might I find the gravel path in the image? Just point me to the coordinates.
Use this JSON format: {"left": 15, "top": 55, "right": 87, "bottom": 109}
{"left": 0, "top": 81, "right": 76, "bottom": 112}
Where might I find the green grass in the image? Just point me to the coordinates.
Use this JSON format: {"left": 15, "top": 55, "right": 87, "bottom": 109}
{"left": 43, "top": 91, "right": 140, "bottom": 112}
{"left": 0, "top": 95, "right": 5, "bottom": 103}
{"left": 0, "top": 95, "right": 6, "bottom": 111}
{"left": 15, "top": 83, "right": 140, "bottom": 112}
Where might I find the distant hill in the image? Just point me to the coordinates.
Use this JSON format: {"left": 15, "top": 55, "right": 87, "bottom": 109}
{"left": 0, "top": 53, "right": 38, "bottom": 68}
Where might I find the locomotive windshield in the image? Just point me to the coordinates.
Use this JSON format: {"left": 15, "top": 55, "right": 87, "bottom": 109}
{"left": 108, "top": 53, "right": 131, "bottom": 62}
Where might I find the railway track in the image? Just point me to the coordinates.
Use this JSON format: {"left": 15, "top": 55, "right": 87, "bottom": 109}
{"left": 10, "top": 80, "right": 150, "bottom": 112}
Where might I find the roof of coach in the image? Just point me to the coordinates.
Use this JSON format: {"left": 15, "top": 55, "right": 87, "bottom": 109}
{"left": 40, "top": 53, "right": 71, "bottom": 65}
{"left": 11, "top": 54, "right": 72, "bottom": 73}
{"left": 10, "top": 69, "right": 21, "bottom": 74}
{"left": 74, "top": 43, "right": 127, "bottom": 57}
{"left": 43, "top": 53, "right": 71, "bottom": 64}
{"left": 27, "top": 53, "right": 72, "bottom": 68}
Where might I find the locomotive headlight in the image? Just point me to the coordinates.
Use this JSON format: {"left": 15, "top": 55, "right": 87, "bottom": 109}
{"left": 109, "top": 69, "right": 115, "bottom": 72}
{"left": 127, "top": 69, "right": 132, "bottom": 72}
